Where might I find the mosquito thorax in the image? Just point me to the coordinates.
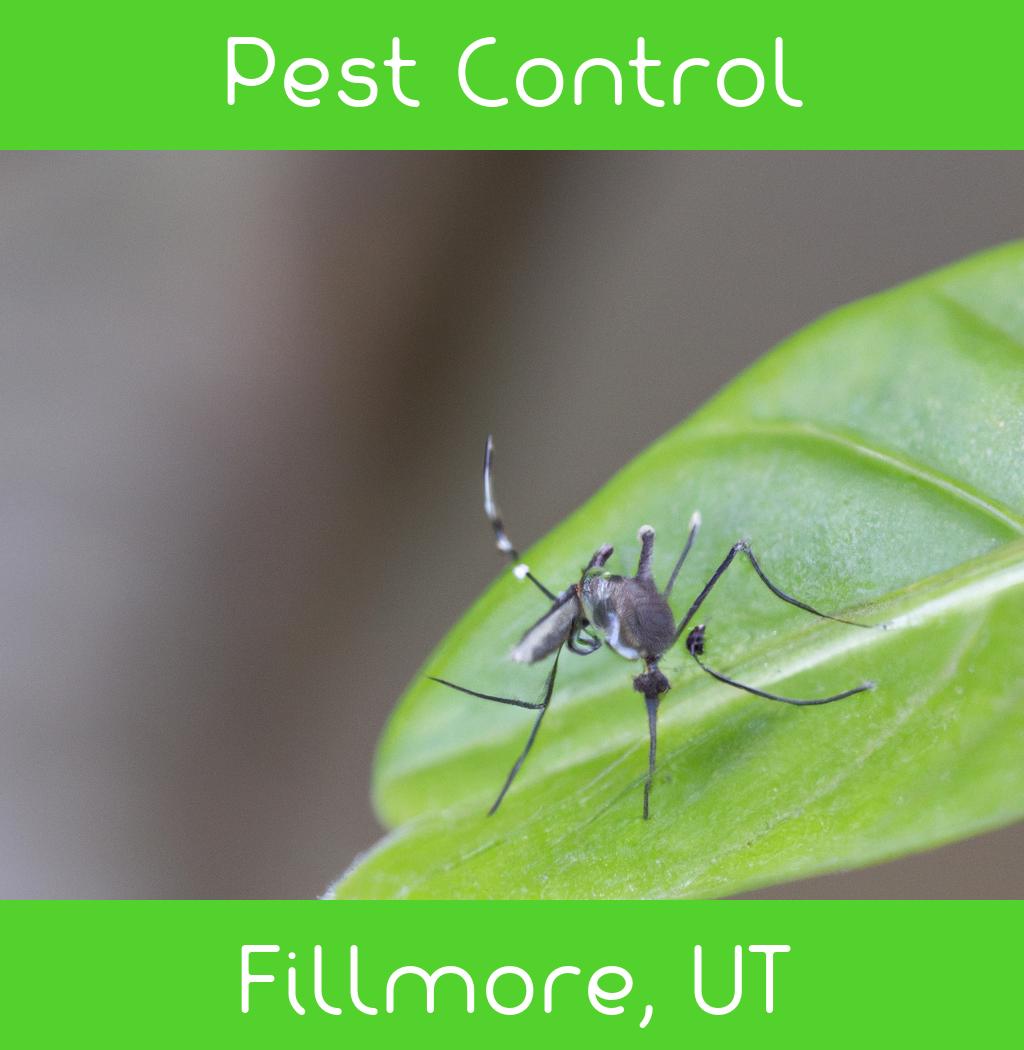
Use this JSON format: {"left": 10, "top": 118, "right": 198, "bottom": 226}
{"left": 579, "top": 570, "right": 677, "bottom": 661}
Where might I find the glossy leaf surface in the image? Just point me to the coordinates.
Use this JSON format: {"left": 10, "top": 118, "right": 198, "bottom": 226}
{"left": 332, "top": 242, "right": 1024, "bottom": 899}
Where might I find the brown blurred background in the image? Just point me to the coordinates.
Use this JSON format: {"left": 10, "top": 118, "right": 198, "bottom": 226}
{"left": 0, "top": 152, "right": 1021, "bottom": 899}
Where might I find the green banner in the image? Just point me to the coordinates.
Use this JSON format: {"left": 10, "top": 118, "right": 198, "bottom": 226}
{"left": 1, "top": 0, "right": 1020, "bottom": 1043}
{"left": 4, "top": 1, "right": 1024, "bottom": 148}
{"left": 3, "top": 900, "right": 1018, "bottom": 1043}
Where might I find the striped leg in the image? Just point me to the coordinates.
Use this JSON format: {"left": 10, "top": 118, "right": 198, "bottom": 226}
{"left": 483, "top": 434, "right": 556, "bottom": 600}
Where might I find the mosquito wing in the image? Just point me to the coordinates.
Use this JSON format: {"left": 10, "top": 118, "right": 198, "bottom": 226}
{"left": 511, "top": 589, "right": 578, "bottom": 664}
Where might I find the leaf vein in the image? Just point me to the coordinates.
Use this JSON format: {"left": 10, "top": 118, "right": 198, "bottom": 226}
{"left": 690, "top": 420, "right": 1024, "bottom": 534}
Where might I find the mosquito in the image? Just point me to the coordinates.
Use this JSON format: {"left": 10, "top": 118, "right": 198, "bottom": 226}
{"left": 429, "top": 436, "right": 875, "bottom": 820}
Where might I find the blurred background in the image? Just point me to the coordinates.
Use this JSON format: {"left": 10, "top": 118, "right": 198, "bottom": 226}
{"left": 1, "top": 152, "right": 1021, "bottom": 899}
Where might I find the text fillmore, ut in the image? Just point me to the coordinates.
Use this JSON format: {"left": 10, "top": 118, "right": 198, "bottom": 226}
{"left": 241, "top": 944, "right": 791, "bottom": 1026}
{"left": 227, "top": 36, "right": 803, "bottom": 110}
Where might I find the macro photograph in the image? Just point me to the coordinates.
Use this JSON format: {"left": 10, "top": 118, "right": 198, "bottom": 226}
{"left": 1, "top": 152, "right": 1021, "bottom": 900}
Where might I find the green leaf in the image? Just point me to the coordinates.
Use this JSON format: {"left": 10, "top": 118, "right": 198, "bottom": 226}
{"left": 331, "top": 241, "right": 1024, "bottom": 900}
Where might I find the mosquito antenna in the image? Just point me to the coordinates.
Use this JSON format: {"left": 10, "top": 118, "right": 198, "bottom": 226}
{"left": 663, "top": 510, "right": 701, "bottom": 597}
{"left": 686, "top": 625, "right": 874, "bottom": 706}
{"left": 483, "top": 435, "right": 556, "bottom": 601}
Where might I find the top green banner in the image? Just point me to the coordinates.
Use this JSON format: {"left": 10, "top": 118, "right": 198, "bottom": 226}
{"left": 5, "top": 1, "right": 1024, "bottom": 148}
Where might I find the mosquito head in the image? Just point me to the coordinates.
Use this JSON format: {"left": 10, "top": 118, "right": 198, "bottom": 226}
{"left": 578, "top": 567, "right": 618, "bottom": 620}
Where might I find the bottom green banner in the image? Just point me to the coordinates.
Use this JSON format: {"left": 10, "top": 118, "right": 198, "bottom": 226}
{"left": 3, "top": 901, "right": 1015, "bottom": 1044}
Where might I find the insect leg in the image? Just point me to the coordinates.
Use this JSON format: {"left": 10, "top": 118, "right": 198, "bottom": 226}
{"left": 642, "top": 694, "right": 659, "bottom": 820}
{"left": 584, "top": 543, "right": 615, "bottom": 572}
{"left": 633, "top": 665, "right": 670, "bottom": 820}
{"left": 563, "top": 544, "right": 614, "bottom": 656}
{"left": 427, "top": 677, "right": 547, "bottom": 710}
{"left": 568, "top": 622, "right": 602, "bottom": 655}
{"left": 675, "top": 539, "right": 870, "bottom": 643}
{"left": 483, "top": 434, "right": 557, "bottom": 600}
{"left": 685, "top": 624, "right": 874, "bottom": 705}
{"left": 663, "top": 510, "right": 701, "bottom": 597}
{"left": 487, "top": 646, "right": 563, "bottom": 815}
{"left": 635, "top": 525, "right": 657, "bottom": 582}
